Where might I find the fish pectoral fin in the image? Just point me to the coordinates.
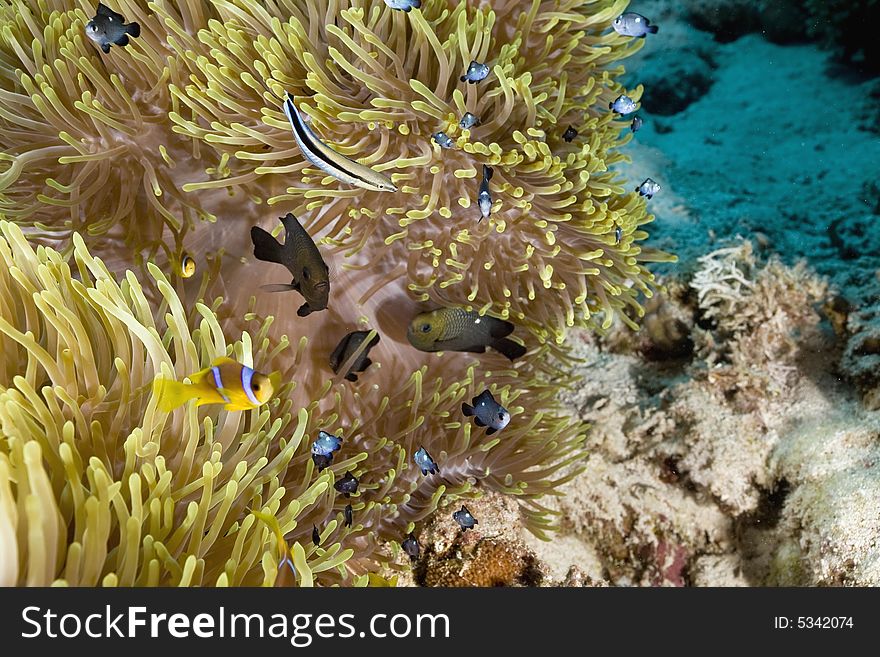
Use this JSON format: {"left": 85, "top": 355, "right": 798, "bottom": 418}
{"left": 115, "top": 34, "right": 130, "bottom": 47}
{"left": 297, "top": 303, "right": 313, "bottom": 317}
{"left": 101, "top": 42, "right": 111, "bottom": 53}
{"left": 344, "top": 372, "right": 358, "bottom": 382}
{"left": 224, "top": 399, "right": 255, "bottom": 412}
{"left": 473, "top": 417, "right": 486, "bottom": 427}
{"left": 260, "top": 283, "right": 297, "bottom": 293}
{"left": 486, "top": 427, "right": 497, "bottom": 435}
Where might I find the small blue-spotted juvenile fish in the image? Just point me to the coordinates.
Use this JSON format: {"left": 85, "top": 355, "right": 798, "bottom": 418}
{"left": 462, "top": 389, "right": 510, "bottom": 435}
{"left": 615, "top": 225, "right": 623, "bottom": 244}
{"left": 613, "top": 12, "right": 659, "bottom": 38}
{"left": 413, "top": 447, "right": 439, "bottom": 475}
{"left": 478, "top": 165, "right": 493, "bottom": 221}
{"left": 86, "top": 3, "right": 140, "bottom": 53}
{"left": 330, "top": 330, "right": 380, "bottom": 382}
{"left": 153, "top": 357, "right": 280, "bottom": 412}
{"left": 334, "top": 471, "right": 359, "bottom": 497}
{"left": 459, "top": 112, "right": 480, "bottom": 130}
{"left": 312, "top": 525, "right": 321, "bottom": 546}
{"left": 433, "top": 132, "right": 454, "bottom": 149}
{"left": 384, "top": 0, "right": 421, "bottom": 11}
{"left": 636, "top": 178, "right": 661, "bottom": 199}
{"left": 609, "top": 95, "right": 638, "bottom": 115}
{"left": 563, "top": 126, "right": 578, "bottom": 142}
{"left": 460, "top": 60, "right": 489, "bottom": 84}
{"left": 282, "top": 92, "right": 397, "bottom": 192}
{"left": 344, "top": 504, "right": 353, "bottom": 528}
{"left": 630, "top": 116, "right": 643, "bottom": 132}
{"left": 251, "top": 213, "right": 330, "bottom": 317}
{"left": 251, "top": 509, "right": 297, "bottom": 586}
{"left": 452, "top": 505, "right": 478, "bottom": 531}
{"left": 402, "top": 533, "right": 420, "bottom": 560}
{"left": 312, "top": 430, "right": 342, "bottom": 471}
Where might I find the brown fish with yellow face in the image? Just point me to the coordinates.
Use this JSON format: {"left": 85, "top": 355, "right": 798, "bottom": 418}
{"left": 406, "top": 308, "right": 527, "bottom": 361}
{"left": 251, "top": 213, "right": 330, "bottom": 317}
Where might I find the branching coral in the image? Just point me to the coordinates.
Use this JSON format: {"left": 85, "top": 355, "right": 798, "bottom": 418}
{"left": 690, "top": 240, "right": 827, "bottom": 400}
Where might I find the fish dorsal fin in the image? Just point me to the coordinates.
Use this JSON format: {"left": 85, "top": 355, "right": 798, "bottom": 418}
{"left": 211, "top": 356, "right": 239, "bottom": 368}
{"left": 96, "top": 3, "right": 123, "bottom": 20}
{"left": 474, "top": 389, "right": 495, "bottom": 406}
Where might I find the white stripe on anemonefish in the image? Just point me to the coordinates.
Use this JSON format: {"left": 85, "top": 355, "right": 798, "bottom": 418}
{"left": 240, "top": 365, "right": 260, "bottom": 406}
{"left": 211, "top": 366, "right": 231, "bottom": 403}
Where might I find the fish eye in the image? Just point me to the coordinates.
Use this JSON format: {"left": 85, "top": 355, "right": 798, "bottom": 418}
{"left": 420, "top": 323, "right": 431, "bottom": 333}
{"left": 498, "top": 412, "right": 505, "bottom": 419}
{"left": 253, "top": 383, "right": 261, "bottom": 391}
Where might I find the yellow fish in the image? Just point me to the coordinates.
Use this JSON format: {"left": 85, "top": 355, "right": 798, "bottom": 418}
{"left": 153, "top": 357, "right": 280, "bottom": 412}
{"left": 179, "top": 253, "right": 196, "bottom": 278}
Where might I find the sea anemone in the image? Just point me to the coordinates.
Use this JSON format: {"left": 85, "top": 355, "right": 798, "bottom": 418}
{"left": 0, "top": 0, "right": 665, "bottom": 586}
{"left": 0, "top": 219, "right": 583, "bottom": 585}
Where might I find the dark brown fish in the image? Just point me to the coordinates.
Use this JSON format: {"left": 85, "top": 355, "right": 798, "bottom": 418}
{"left": 406, "top": 308, "right": 526, "bottom": 361}
{"left": 251, "top": 213, "right": 330, "bottom": 317}
{"left": 329, "top": 330, "right": 380, "bottom": 382}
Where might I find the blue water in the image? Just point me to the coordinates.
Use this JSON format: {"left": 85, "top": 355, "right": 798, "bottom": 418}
{"left": 621, "top": 28, "right": 880, "bottom": 303}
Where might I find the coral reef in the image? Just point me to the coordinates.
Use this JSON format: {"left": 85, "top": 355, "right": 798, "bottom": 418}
{"left": 525, "top": 240, "right": 856, "bottom": 585}
{"left": 768, "top": 407, "right": 880, "bottom": 585}
{"left": 413, "top": 492, "right": 544, "bottom": 587}
{"left": 839, "top": 301, "right": 880, "bottom": 410}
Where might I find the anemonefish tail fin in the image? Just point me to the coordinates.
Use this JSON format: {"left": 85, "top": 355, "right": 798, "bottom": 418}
{"left": 648, "top": 24, "right": 658, "bottom": 33}
{"left": 461, "top": 402, "right": 474, "bottom": 417}
{"left": 152, "top": 378, "right": 201, "bottom": 412}
{"left": 492, "top": 337, "right": 527, "bottom": 361}
{"left": 127, "top": 21, "right": 141, "bottom": 37}
{"left": 251, "top": 226, "right": 285, "bottom": 264}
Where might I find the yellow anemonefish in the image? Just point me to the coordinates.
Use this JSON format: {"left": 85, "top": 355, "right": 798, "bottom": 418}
{"left": 152, "top": 357, "right": 280, "bottom": 412}
{"left": 180, "top": 253, "right": 196, "bottom": 278}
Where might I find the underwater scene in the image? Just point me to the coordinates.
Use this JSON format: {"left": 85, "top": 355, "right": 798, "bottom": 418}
{"left": 0, "top": 0, "right": 878, "bottom": 587}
